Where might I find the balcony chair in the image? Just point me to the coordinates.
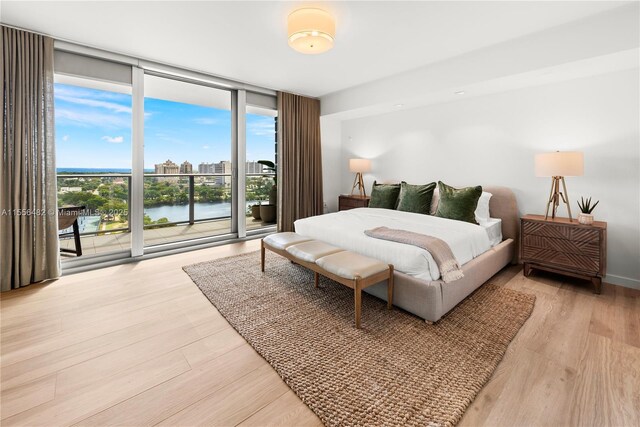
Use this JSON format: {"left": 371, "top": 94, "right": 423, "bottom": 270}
{"left": 58, "top": 206, "right": 85, "bottom": 256}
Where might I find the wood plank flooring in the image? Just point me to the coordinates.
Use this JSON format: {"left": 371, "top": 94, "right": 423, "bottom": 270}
{"left": 1, "top": 240, "right": 638, "bottom": 426}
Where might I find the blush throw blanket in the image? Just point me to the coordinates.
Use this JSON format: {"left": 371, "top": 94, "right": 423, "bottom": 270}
{"left": 364, "top": 226, "right": 464, "bottom": 283}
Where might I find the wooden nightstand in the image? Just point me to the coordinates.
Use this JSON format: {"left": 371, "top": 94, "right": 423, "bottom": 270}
{"left": 339, "top": 195, "right": 370, "bottom": 211}
{"left": 520, "top": 214, "right": 607, "bottom": 294}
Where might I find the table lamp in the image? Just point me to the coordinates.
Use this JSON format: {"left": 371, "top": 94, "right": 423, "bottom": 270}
{"left": 349, "top": 158, "right": 371, "bottom": 197}
{"left": 535, "top": 151, "right": 584, "bottom": 220}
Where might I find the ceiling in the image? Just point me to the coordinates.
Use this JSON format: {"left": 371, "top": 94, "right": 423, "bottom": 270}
{"left": 0, "top": 1, "right": 629, "bottom": 97}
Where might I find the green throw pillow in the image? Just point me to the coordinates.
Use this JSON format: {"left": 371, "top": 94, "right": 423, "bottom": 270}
{"left": 369, "top": 181, "right": 401, "bottom": 209}
{"left": 396, "top": 181, "right": 437, "bottom": 214}
{"left": 435, "top": 181, "right": 482, "bottom": 224}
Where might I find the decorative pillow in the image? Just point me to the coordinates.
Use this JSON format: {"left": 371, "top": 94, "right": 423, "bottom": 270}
{"left": 474, "top": 191, "right": 493, "bottom": 223}
{"left": 435, "top": 181, "right": 483, "bottom": 224}
{"left": 369, "top": 181, "right": 401, "bottom": 209}
{"left": 396, "top": 181, "right": 437, "bottom": 214}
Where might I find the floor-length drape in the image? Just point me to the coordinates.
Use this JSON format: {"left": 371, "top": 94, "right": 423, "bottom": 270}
{"left": 1, "top": 26, "right": 60, "bottom": 291}
{"left": 277, "top": 92, "right": 323, "bottom": 232}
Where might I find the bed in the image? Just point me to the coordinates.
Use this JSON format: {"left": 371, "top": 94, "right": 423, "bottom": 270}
{"left": 294, "top": 186, "right": 519, "bottom": 322}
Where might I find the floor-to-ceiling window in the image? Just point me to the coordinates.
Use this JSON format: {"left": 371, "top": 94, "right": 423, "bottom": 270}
{"left": 54, "top": 75, "right": 133, "bottom": 258}
{"left": 245, "top": 106, "right": 277, "bottom": 233}
{"left": 142, "top": 74, "right": 234, "bottom": 247}
{"left": 53, "top": 50, "right": 277, "bottom": 267}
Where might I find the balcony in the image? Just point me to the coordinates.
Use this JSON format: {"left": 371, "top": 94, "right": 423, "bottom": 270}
{"left": 57, "top": 173, "right": 276, "bottom": 258}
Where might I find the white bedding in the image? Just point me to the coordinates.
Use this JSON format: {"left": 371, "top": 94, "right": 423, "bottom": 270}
{"left": 480, "top": 218, "right": 503, "bottom": 247}
{"left": 294, "top": 208, "right": 498, "bottom": 281}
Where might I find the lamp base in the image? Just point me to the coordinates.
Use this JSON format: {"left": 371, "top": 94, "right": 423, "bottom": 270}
{"left": 545, "top": 176, "right": 573, "bottom": 221}
{"left": 351, "top": 172, "right": 366, "bottom": 197}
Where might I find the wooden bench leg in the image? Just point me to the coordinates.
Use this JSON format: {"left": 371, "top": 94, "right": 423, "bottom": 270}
{"left": 314, "top": 272, "right": 319, "bottom": 288}
{"left": 354, "top": 277, "right": 362, "bottom": 329}
{"left": 387, "top": 265, "right": 394, "bottom": 310}
{"left": 260, "top": 240, "right": 265, "bottom": 272}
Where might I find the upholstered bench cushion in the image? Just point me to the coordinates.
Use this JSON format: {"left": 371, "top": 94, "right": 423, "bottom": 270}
{"left": 286, "top": 241, "right": 344, "bottom": 263}
{"left": 316, "top": 252, "right": 389, "bottom": 280}
{"left": 263, "top": 232, "right": 312, "bottom": 250}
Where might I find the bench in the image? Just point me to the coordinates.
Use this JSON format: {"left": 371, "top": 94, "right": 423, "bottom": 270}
{"left": 261, "top": 232, "right": 394, "bottom": 328}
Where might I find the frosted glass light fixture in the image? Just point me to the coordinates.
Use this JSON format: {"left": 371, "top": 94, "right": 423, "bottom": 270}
{"left": 288, "top": 8, "right": 335, "bottom": 54}
{"left": 535, "top": 151, "right": 584, "bottom": 220}
{"left": 349, "top": 158, "right": 371, "bottom": 197}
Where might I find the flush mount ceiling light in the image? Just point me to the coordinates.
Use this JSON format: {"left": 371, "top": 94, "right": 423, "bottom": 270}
{"left": 288, "top": 8, "right": 335, "bottom": 54}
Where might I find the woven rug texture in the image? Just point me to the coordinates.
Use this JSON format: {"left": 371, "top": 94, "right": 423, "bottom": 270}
{"left": 183, "top": 251, "right": 535, "bottom": 427}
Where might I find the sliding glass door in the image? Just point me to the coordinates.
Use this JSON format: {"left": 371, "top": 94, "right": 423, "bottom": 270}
{"left": 142, "top": 74, "right": 233, "bottom": 247}
{"left": 245, "top": 105, "right": 278, "bottom": 233}
{"left": 54, "top": 75, "right": 133, "bottom": 259}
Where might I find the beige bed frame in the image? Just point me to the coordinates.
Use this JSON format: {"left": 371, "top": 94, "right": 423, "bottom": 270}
{"left": 361, "top": 186, "right": 520, "bottom": 323}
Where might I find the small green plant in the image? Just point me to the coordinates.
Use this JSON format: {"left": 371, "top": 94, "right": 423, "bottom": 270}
{"left": 257, "top": 160, "right": 276, "bottom": 185}
{"left": 577, "top": 197, "right": 599, "bottom": 214}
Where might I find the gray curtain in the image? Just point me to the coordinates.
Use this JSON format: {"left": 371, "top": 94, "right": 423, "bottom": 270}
{"left": 277, "top": 92, "right": 323, "bottom": 232}
{"left": 1, "top": 26, "right": 60, "bottom": 291}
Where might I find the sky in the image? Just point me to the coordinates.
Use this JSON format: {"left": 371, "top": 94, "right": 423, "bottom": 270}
{"left": 54, "top": 83, "right": 276, "bottom": 169}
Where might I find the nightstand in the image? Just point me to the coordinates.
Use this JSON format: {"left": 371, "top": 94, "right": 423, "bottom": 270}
{"left": 339, "top": 194, "right": 370, "bottom": 211}
{"left": 520, "top": 214, "right": 607, "bottom": 294}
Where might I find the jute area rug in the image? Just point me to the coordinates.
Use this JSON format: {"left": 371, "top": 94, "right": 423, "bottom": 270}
{"left": 183, "top": 251, "right": 535, "bottom": 427}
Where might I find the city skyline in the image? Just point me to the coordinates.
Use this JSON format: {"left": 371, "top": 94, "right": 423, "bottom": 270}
{"left": 54, "top": 83, "right": 276, "bottom": 169}
{"left": 154, "top": 159, "right": 266, "bottom": 174}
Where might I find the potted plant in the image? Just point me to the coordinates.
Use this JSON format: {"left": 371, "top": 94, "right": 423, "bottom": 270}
{"left": 258, "top": 160, "right": 277, "bottom": 205}
{"left": 250, "top": 203, "right": 261, "bottom": 220}
{"left": 258, "top": 160, "right": 277, "bottom": 223}
{"left": 577, "top": 197, "right": 599, "bottom": 225}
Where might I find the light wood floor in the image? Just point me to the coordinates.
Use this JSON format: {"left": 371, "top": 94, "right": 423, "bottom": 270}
{"left": 1, "top": 240, "right": 638, "bottom": 426}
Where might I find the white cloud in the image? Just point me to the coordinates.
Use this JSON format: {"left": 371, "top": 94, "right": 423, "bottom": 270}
{"left": 56, "top": 108, "right": 131, "bottom": 129}
{"left": 62, "top": 135, "right": 69, "bottom": 141}
{"left": 102, "top": 135, "right": 124, "bottom": 144}
{"left": 202, "top": 145, "right": 210, "bottom": 150}
{"left": 247, "top": 118, "right": 276, "bottom": 136}
{"left": 56, "top": 95, "right": 132, "bottom": 114}
{"left": 194, "top": 117, "right": 218, "bottom": 125}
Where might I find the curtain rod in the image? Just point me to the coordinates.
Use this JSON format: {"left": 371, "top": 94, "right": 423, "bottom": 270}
{"left": 0, "top": 22, "right": 278, "bottom": 97}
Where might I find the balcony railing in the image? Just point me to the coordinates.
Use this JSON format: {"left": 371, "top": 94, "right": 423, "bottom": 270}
{"left": 56, "top": 172, "right": 275, "bottom": 237}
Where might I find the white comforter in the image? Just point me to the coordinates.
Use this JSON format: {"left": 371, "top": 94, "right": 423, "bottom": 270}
{"left": 294, "top": 208, "right": 492, "bottom": 281}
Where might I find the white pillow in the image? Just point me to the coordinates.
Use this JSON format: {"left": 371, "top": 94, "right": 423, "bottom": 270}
{"left": 475, "top": 191, "right": 492, "bottom": 223}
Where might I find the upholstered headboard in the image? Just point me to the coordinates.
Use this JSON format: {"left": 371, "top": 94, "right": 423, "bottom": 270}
{"left": 486, "top": 186, "right": 519, "bottom": 264}
{"left": 483, "top": 186, "right": 520, "bottom": 245}
{"left": 430, "top": 185, "right": 520, "bottom": 260}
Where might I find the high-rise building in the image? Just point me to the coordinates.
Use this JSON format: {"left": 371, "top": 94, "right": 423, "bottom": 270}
{"left": 154, "top": 159, "right": 179, "bottom": 174}
{"left": 198, "top": 162, "right": 215, "bottom": 174}
{"left": 245, "top": 161, "right": 264, "bottom": 174}
{"left": 214, "top": 161, "right": 232, "bottom": 186}
{"left": 179, "top": 160, "right": 193, "bottom": 174}
{"left": 154, "top": 159, "right": 179, "bottom": 182}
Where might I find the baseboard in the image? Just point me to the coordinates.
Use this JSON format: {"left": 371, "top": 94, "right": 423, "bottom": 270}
{"left": 604, "top": 274, "right": 640, "bottom": 290}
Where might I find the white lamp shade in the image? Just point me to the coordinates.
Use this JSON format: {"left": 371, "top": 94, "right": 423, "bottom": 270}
{"left": 349, "top": 158, "right": 371, "bottom": 173}
{"left": 288, "top": 8, "right": 335, "bottom": 54}
{"left": 535, "top": 151, "right": 584, "bottom": 177}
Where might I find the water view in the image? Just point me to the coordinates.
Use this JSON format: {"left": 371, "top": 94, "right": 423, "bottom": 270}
{"left": 144, "top": 200, "right": 261, "bottom": 222}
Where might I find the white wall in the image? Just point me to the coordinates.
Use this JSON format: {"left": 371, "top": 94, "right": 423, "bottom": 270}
{"left": 326, "top": 69, "right": 639, "bottom": 288}
{"left": 320, "top": 117, "right": 343, "bottom": 213}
